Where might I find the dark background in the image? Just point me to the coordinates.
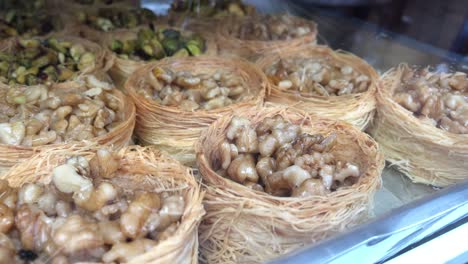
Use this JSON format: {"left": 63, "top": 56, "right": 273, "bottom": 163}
{"left": 293, "top": 0, "right": 468, "bottom": 55}
{"left": 141, "top": 0, "right": 467, "bottom": 71}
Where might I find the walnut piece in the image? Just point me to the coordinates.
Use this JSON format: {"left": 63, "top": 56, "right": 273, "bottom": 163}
{"left": 394, "top": 67, "right": 468, "bottom": 134}
{"left": 219, "top": 115, "right": 362, "bottom": 196}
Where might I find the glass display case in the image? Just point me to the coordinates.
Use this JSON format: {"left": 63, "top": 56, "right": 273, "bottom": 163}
{"left": 244, "top": 1, "right": 468, "bottom": 262}
{"left": 0, "top": 0, "right": 466, "bottom": 262}
{"left": 242, "top": 1, "right": 468, "bottom": 263}
{"left": 139, "top": 0, "right": 468, "bottom": 262}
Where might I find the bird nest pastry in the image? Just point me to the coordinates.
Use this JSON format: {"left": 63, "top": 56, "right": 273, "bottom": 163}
{"left": 217, "top": 14, "right": 317, "bottom": 59}
{"left": 0, "top": 74, "right": 135, "bottom": 174}
{"left": 256, "top": 45, "right": 379, "bottom": 130}
{"left": 0, "top": 146, "right": 204, "bottom": 263}
{"left": 369, "top": 64, "right": 468, "bottom": 187}
{"left": 125, "top": 56, "right": 267, "bottom": 165}
{"left": 196, "top": 107, "right": 384, "bottom": 263}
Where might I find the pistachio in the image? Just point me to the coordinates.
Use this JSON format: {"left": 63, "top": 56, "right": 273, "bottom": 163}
{"left": 24, "top": 67, "right": 39, "bottom": 76}
{"left": 32, "top": 56, "right": 51, "bottom": 68}
{"left": 122, "top": 40, "right": 137, "bottom": 54}
{"left": 15, "top": 66, "right": 27, "bottom": 76}
{"left": 78, "top": 53, "right": 96, "bottom": 71}
{"left": 0, "top": 52, "right": 13, "bottom": 62}
{"left": 0, "top": 37, "right": 96, "bottom": 85}
{"left": 162, "top": 38, "right": 180, "bottom": 56}
{"left": 138, "top": 28, "right": 155, "bottom": 42}
{"left": 149, "top": 39, "right": 166, "bottom": 59}
{"left": 25, "top": 75, "right": 38, "bottom": 85}
{"left": 16, "top": 74, "right": 26, "bottom": 84}
{"left": 16, "top": 67, "right": 38, "bottom": 85}
{"left": 173, "top": 49, "right": 189, "bottom": 57}
{"left": 22, "top": 48, "right": 40, "bottom": 60}
{"left": 142, "top": 45, "right": 154, "bottom": 56}
{"left": 42, "top": 66, "right": 58, "bottom": 82}
{"left": 162, "top": 29, "right": 181, "bottom": 39}
{"left": 58, "top": 53, "right": 66, "bottom": 64}
{"left": 84, "top": 7, "right": 156, "bottom": 32}
{"left": 70, "top": 44, "right": 86, "bottom": 61}
{"left": 97, "top": 18, "right": 114, "bottom": 32}
{"left": 0, "top": 9, "right": 60, "bottom": 38}
{"left": 18, "top": 39, "right": 40, "bottom": 49}
{"left": 47, "top": 38, "right": 67, "bottom": 54}
{"left": 189, "top": 35, "right": 205, "bottom": 49}
{"left": 110, "top": 40, "right": 123, "bottom": 52}
{"left": 186, "top": 42, "right": 201, "bottom": 56}
{"left": 111, "top": 28, "right": 206, "bottom": 61}
{"left": 58, "top": 67, "right": 75, "bottom": 81}
{"left": 0, "top": 62, "right": 9, "bottom": 73}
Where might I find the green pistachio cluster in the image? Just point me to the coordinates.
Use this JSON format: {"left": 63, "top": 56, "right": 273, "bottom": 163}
{"left": 170, "top": 0, "right": 253, "bottom": 17}
{"left": 0, "top": 38, "right": 96, "bottom": 85}
{"left": 78, "top": 7, "right": 156, "bottom": 32}
{"left": 110, "top": 28, "right": 205, "bottom": 60}
{"left": 0, "top": 10, "right": 60, "bottom": 38}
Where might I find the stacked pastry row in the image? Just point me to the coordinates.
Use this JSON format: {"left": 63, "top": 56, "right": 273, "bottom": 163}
{"left": 0, "top": 1, "right": 204, "bottom": 263}
{"left": 0, "top": 0, "right": 466, "bottom": 263}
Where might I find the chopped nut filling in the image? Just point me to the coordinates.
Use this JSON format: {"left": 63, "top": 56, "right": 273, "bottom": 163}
{"left": 218, "top": 116, "right": 361, "bottom": 197}
{"left": 230, "top": 14, "right": 313, "bottom": 41}
{"left": 265, "top": 57, "right": 370, "bottom": 96}
{"left": 0, "top": 150, "right": 184, "bottom": 263}
{"left": 394, "top": 67, "right": 468, "bottom": 134}
{"left": 0, "top": 76, "right": 122, "bottom": 146}
{"left": 137, "top": 67, "right": 248, "bottom": 111}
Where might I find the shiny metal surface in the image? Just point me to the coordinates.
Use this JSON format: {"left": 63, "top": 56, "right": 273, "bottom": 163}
{"left": 268, "top": 180, "right": 468, "bottom": 264}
